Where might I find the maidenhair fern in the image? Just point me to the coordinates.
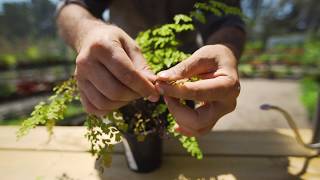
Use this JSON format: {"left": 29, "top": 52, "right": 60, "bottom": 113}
{"left": 18, "top": 0, "right": 242, "bottom": 168}
{"left": 17, "top": 78, "right": 78, "bottom": 138}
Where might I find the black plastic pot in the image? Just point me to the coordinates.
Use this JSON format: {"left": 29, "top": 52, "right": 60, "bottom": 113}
{"left": 122, "top": 132, "right": 162, "bottom": 173}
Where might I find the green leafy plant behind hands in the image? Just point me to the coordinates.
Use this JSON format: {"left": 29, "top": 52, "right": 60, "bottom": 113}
{"left": 18, "top": 0, "right": 242, "bottom": 167}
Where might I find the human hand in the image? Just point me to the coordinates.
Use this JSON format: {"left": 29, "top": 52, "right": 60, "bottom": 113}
{"left": 156, "top": 45, "right": 240, "bottom": 136}
{"left": 74, "top": 21, "right": 159, "bottom": 116}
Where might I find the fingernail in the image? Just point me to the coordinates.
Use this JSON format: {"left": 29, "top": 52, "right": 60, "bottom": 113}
{"left": 147, "top": 95, "right": 159, "bottom": 102}
{"left": 158, "top": 71, "right": 168, "bottom": 78}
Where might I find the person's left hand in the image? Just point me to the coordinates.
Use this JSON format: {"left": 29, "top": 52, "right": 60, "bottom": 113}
{"left": 156, "top": 44, "right": 241, "bottom": 137}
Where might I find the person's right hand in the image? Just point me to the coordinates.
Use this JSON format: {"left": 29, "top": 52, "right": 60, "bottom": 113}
{"left": 74, "top": 21, "right": 159, "bottom": 116}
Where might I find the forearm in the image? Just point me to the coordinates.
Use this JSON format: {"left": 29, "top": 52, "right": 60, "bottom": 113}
{"left": 206, "top": 27, "right": 246, "bottom": 60}
{"left": 56, "top": 4, "right": 103, "bottom": 52}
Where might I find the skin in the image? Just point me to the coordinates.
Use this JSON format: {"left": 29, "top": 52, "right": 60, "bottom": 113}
{"left": 57, "top": 4, "right": 246, "bottom": 136}
{"left": 157, "top": 26, "right": 246, "bottom": 137}
{"left": 57, "top": 4, "right": 159, "bottom": 116}
{"left": 156, "top": 44, "right": 242, "bottom": 137}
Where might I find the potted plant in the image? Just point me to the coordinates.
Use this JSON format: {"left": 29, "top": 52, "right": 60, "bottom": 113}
{"left": 17, "top": 0, "right": 242, "bottom": 173}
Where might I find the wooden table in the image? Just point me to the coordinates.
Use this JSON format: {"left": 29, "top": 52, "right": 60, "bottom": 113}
{"left": 0, "top": 126, "right": 319, "bottom": 180}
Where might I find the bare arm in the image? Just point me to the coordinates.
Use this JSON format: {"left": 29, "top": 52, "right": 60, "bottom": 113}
{"left": 57, "top": 4, "right": 101, "bottom": 52}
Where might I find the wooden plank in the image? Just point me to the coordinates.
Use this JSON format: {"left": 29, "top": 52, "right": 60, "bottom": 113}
{"left": 165, "top": 130, "right": 316, "bottom": 157}
{"left": 0, "top": 126, "right": 90, "bottom": 152}
{"left": 2, "top": 150, "right": 318, "bottom": 180}
{"left": 0, "top": 126, "right": 317, "bottom": 157}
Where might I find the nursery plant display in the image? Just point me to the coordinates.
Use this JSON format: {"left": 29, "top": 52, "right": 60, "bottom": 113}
{"left": 17, "top": 0, "right": 242, "bottom": 171}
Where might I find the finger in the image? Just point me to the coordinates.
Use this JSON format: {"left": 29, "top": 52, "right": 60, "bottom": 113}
{"left": 126, "top": 44, "right": 158, "bottom": 88}
{"left": 157, "top": 50, "right": 217, "bottom": 81}
{"left": 79, "top": 91, "right": 108, "bottom": 116}
{"left": 86, "top": 61, "right": 139, "bottom": 101}
{"left": 91, "top": 43, "right": 158, "bottom": 101}
{"left": 177, "top": 125, "right": 213, "bottom": 137}
{"left": 121, "top": 37, "right": 150, "bottom": 73}
{"left": 198, "top": 72, "right": 216, "bottom": 79}
{"left": 165, "top": 96, "right": 232, "bottom": 136}
{"left": 175, "top": 126, "right": 199, "bottom": 137}
{"left": 177, "top": 104, "right": 222, "bottom": 137}
{"left": 196, "top": 100, "right": 237, "bottom": 131}
{"left": 157, "top": 76, "right": 239, "bottom": 101}
{"left": 197, "top": 125, "right": 214, "bottom": 136}
{"left": 122, "top": 39, "right": 159, "bottom": 88}
{"left": 164, "top": 96, "right": 208, "bottom": 133}
{"left": 77, "top": 80, "right": 128, "bottom": 111}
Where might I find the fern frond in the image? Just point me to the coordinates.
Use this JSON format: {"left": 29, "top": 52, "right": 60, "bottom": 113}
{"left": 17, "top": 78, "right": 78, "bottom": 138}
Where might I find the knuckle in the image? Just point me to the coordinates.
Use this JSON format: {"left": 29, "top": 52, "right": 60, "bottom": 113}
{"left": 225, "top": 77, "right": 237, "bottom": 88}
{"left": 90, "top": 39, "right": 115, "bottom": 56}
{"left": 109, "top": 39, "right": 122, "bottom": 49}
{"left": 110, "top": 50, "right": 123, "bottom": 62}
{"left": 90, "top": 39, "right": 107, "bottom": 50}
{"left": 76, "top": 55, "right": 89, "bottom": 68}
{"left": 121, "top": 71, "right": 135, "bottom": 85}
{"left": 225, "top": 77, "right": 240, "bottom": 96}
{"left": 131, "top": 44, "right": 141, "bottom": 53}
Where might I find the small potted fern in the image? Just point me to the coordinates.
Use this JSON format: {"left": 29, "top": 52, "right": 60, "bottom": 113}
{"left": 17, "top": 0, "right": 242, "bottom": 173}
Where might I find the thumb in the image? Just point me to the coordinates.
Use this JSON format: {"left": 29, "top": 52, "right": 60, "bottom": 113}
{"left": 157, "top": 50, "right": 216, "bottom": 81}
{"left": 157, "top": 60, "right": 189, "bottom": 82}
